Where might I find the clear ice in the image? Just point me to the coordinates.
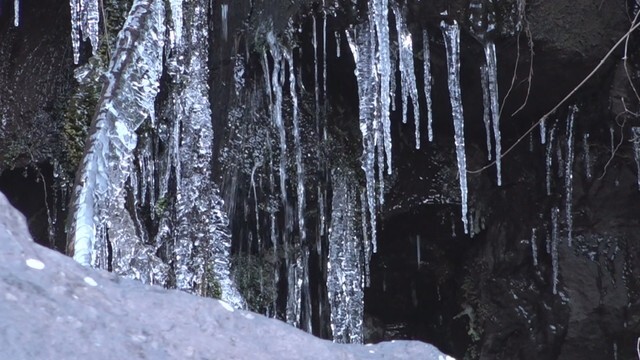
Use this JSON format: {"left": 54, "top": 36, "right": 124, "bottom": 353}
{"left": 421, "top": 30, "right": 434, "bottom": 142}
{"left": 484, "top": 42, "right": 502, "bottom": 185}
{"left": 633, "top": 127, "right": 640, "bottom": 190}
{"left": 565, "top": 107, "right": 576, "bottom": 247}
{"left": 327, "top": 167, "right": 364, "bottom": 344}
{"left": 68, "top": 0, "right": 166, "bottom": 281}
{"left": 70, "top": 0, "right": 100, "bottom": 63}
{"left": 441, "top": 21, "right": 469, "bottom": 234}
{"left": 392, "top": 3, "right": 421, "bottom": 148}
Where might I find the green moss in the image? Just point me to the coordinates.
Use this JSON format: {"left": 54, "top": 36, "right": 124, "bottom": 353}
{"left": 232, "top": 253, "right": 278, "bottom": 313}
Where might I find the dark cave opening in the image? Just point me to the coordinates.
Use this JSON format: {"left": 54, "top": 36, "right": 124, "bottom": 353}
{"left": 366, "top": 204, "right": 479, "bottom": 357}
{"left": 0, "top": 163, "right": 65, "bottom": 251}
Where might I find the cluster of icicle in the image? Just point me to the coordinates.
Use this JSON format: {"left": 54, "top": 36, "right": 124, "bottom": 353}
{"left": 66, "top": 0, "right": 243, "bottom": 308}
{"left": 70, "top": 0, "right": 100, "bottom": 64}
{"left": 536, "top": 106, "right": 577, "bottom": 295}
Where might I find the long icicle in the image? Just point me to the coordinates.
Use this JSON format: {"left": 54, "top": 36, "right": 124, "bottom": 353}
{"left": 441, "top": 21, "right": 469, "bottom": 234}
{"left": 423, "top": 29, "right": 434, "bottom": 142}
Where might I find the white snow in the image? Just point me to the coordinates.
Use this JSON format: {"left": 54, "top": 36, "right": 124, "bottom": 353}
{"left": 218, "top": 300, "right": 235, "bottom": 312}
{"left": 25, "top": 258, "right": 45, "bottom": 270}
{"left": 83, "top": 276, "right": 98, "bottom": 287}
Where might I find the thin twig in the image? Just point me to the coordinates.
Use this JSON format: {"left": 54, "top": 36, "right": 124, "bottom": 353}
{"left": 469, "top": 20, "right": 640, "bottom": 174}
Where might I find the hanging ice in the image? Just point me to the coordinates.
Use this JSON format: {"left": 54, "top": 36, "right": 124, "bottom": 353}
{"left": 480, "top": 65, "right": 493, "bottom": 160}
{"left": 633, "top": 127, "right": 640, "bottom": 190}
{"left": 392, "top": 3, "right": 421, "bottom": 148}
{"left": 583, "top": 133, "right": 592, "bottom": 179}
{"left": 221, "top": 4, "right": 229, "bottom": 41}
{"left": 484, "top": 42, "right": 502, "bottom": 185}
{"left": 327, "top": 167, "right": 364, "bottom": 344}
{"left": 540, "top": 118, "right": 547, "bottom": 144}
{"left": 546, "top": 125, "right": 556, "bottom": 196}
{"left": 163, "top": 0, "right": 244, "bottom": 307}
{"left": 266, "top": 33, "right": 289, "bottom": 213}
{"left": 441, "top": 21, "right": 469, "bottom": 234}
{"left": 531, "top": 228, "right": 538, "bottom": 267}
{"left": 565, "top": 107, "right": 576, "bottom": 247}
{"left": 551, "top": 206, "right": 560, "bottom": 294}
{"left": 347, "top": 24, "right": 379, "bottom": 253}
{"left": 169, "top": 0, "right": 183, "bottom": 47}
{"left": 14, "top": 0, "right": 19, "bottom": 27}
{"left": 423, "top": 30, "right": 434, "bottom": 142}
{"left": 286, "top": 49, "right": 312, "bottom": 332}
{"left": 67, "top": 0, "right": 167, "bottom": 282}
{"left": 70, "top": 0, "right": 100, "bottom": 63}
{"left": 371, "top": 0, "right": 393, "bottom": 175}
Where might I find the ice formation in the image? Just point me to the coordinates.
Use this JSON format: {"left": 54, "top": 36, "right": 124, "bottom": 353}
{"left": 392, "top": 3, "right": 421, "bottom": 148}
{"left": 551, "top": 206, "right": 560, "bottom": 294}
{"left": 632, "top": 127, "right": 640, "bottom": 190}
{"left": 564, "top": 107, "right": 576, "bottom": 247}
{"left": 441, "top": 20, "right": 469, "bottom": 234}
{"left": 484, "top": 42, "right": 502, "bottom": 185}
{"left": 328, "top": 167, "right": 365, "bottom": 343}
{"left": 70, "top": 0, "right": 100, "bottom": 63}
{"left": 68, "top": 0, "right": 167, "bottom": 282}
{"left": 422, "top": 30, "right": 434, "bottom": 142}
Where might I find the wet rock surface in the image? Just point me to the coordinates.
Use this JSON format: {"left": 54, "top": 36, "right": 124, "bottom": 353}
{"left": 2, "top": 0, "right": 640, "bottom": 359}
{"left": 0, "top": 191, "right": 452, "bottom": 359}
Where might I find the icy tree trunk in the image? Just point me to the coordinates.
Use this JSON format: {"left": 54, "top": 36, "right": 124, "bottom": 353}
{"left": 67, "top": 0, "right": 168, "bottom": 284}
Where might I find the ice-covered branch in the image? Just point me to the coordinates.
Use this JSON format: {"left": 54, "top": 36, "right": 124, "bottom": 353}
{"left": 67, "top": 0, "right": 165, "bottom": 279}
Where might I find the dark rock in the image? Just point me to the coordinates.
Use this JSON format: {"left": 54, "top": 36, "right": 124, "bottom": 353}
{"left": 0, "top": 191, "right": 452, "bottom": 359}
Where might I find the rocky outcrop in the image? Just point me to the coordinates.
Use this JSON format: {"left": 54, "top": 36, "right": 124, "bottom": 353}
{"left": 0, "top": 191, "right": 452, "bottom": 359}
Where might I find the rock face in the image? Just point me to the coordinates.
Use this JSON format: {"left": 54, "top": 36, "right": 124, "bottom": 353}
{"left": 0, "top": 191, "right": 452, "bottom": 359}
{"left": 2, "top": 0, "right": 640, "bottom": 359}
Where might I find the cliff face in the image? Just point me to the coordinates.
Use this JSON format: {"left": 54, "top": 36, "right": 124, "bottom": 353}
{"left": 1, "top": 0, "right": 640, "bottom": 359}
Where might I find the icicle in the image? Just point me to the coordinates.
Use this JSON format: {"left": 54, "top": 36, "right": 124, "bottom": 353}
{"left": 540, "top": 118, "right": 547, "bottom": 144}
{"left": 286, "top": 52, "right": 306, "bottom": 242}
{"left": 551, "top": 206, "right": 560, "bottom": 294}
{"left": 347, "top": 24, "right": 378, "bottom": 253}
{"left": 393, "top": 3, "right": 421, "bottom": 148}
{"left": 335, "top": 31, "right": 342, "bottom": 57}
{"left": 531, "top": 228, "right": 538, "bottom": 267}
{"left": 313, "top": 15, "right": 320, "bottom": 126}
{"left": 221, "top": 4, "right": 229, "bottom": 41}
{"left": 441, "top": 21, "right": 469, "bottom": 234}
{"left": 416, "top": 234, "right": 422, "bottom": 268}
{"left": 169, "top": 0, "right": 183, "bottom": 48}
{"left": 484, "top": 41, "right": 502, "bottom": 185}
{"left": 423, "top": 30, "right": 434, "bottom": 142}
{"left": 583, "top": 133, "right": 592, "bottom": 179}
{"left": 632, "top": 127, "right": 640, "bottom": 191}
{"left": 360, "top": 189, "right": 371, "bottom": 287}
{"left": 565, "top": 107, "right": 576, "bottom": 247}
{"left": 266, "top": 33, "right": 289, "bottom": 211}
{"left": 323, "top": 7, "right": 328, "bottom": 107}
{"left": 610, "top": 126, "right": 615, "bottom": 156}
{"left": 14, "top": 0, "right": 19, "bottom": 27}
{"left": 480, "top": 65, "right": 493, "bottom": 160}
{"left": 371, "top": 0, "right": 393, "bottom": 175}
{"left": 328, "top": 167, "right": 365, "bottom": 343}
{"left": 546, "top": 125, "right": 556, "bottom": 196}
{"left": 70, "top": 0, "right": 100, "bottom": 64}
